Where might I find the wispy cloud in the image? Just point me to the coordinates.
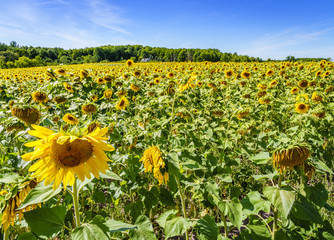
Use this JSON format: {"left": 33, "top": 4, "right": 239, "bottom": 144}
{"left": 0, "top": 0, "right": 131, "bottom": 48}
{"left": 241, "top": 25, "right": 334, "bottom": 59}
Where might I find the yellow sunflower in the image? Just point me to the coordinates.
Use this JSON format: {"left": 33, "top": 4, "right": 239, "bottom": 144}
{"left": 82, "top": 104, "right": 97, "bottom": 114}
{"left": 241, "top": 71, "right": 251, "bottom": 79}
{"left": 63, "top": 114, "right": 78, "bottom": 125}
{"left": 295, "top": 102, "right": 310, "bottom": 114}
{"left": 125, "top": 59, "right": 134, "bottom": 67}
{"left": 115, "top": 96, "right": 129, "bottom": 110}
{"left": 103, "top": 89, "right": 113, "bottom": 99}
{"left": 130, "top": 84, "right": 140, "bottom": 92}
{"left": 21, "top": 125, "right": 114, "bottom": 190}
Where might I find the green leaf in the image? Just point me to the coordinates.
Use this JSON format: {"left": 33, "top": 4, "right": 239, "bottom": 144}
{"left": 164, "top": 215, "right": 193, "bottom": 239}
{"left": 263, "top": 186, "right": 295, "bottom": 218}
{"left": 0, "top": 172, "right": 21, "bottom": 183}
{"left": 197, "top": 215, "right": 218, "bottom": 240}
{"left": 129, "top": 215, "right": 157, "bottom": 240}
{"left": 24, "top": 206, "right": 66, "bottom": 240}
{"left": 314, "top": 160, "right": 334, "bottom": 174}
{"left": 252, "top": 173, "right": 277, "bottom": 181}
{"left": 156, "top": 210, "right": 178, "bottom": 229}
{"left": 71, "top": 223, "right": 109, "bottom": 240}
{"left": 304, "top": 183, "right": 328, "bottom": 207}
{"left": 18, "top": 183, "right": 62, "bottom": 210}
{"left": 17, "top": 232, "right": 38, "bottom": 240}
{"left": 159, "top": 187, "right": 175, "bottom": 207}
{"left": 99, "top": 170, "right": 124, "bottom": 181}
{"left": 242, "top": 191, "right": 271, "bottom": 215}
{"left": 249, "top": 152, "right": 270, "bottom": 165}
{"left": 104, "top": 219, "right": 137, "bottom": 233}
{"left": 290, "top": 195, "right": 323, "bottom": 224}
{"left": 225, "top": 198, "right": 243, "bottom": 229}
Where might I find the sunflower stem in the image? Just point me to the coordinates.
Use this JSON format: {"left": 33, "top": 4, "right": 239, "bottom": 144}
{"left": 272, "top": 174, "right": 283, "bottom": 240}
{"left": 3, "top": 228, "right": 9, "bottom": 240}
{"left": 176, "top": 177, "right": 189, "bottom": 240}
{"left": 72, "top": 178, "right": 81, "bottom": 228}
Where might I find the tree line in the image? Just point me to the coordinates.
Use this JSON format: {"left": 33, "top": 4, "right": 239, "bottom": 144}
{"left": 0, "top": 41, "right": 330, "bottom": 69}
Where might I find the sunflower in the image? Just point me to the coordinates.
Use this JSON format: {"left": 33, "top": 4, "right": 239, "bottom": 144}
{"left": 53, "top": 96, "right": 67, "bottom": 104}
{"left": 63, "top": 114, "right": 78, "bottom": 125}
{"left": 167, "top": 72, "right": 175, "bottom": 78}
{"left": 125, "top": 59, "right": 134, "bottom": 67}
{"left": 258, "top": 97, "right": 270, "bottom": 105}
{"left": 295, "top": 102, "right": 310, "bottom": 114}
{"left": 55, "top": 68, "right": 66, "bottom": 76}
{"left": 290, "top": 87, "right": 299, "bottom": 94}
{"left": 257, "top": 91, "right": 267, "bottom": 98}
{"left": 130, "top": 84, "right": 140, "bottom": 92}
{"left": 241, "top": 71, "right": 251, "bottom": 79}
{"left": 115, "top": 96, "right": 129, "bottom": 110}
{"left": 87, "top": 122, "right": 101, "bottom": 133}
{"left": 154, "top": 78, "right": 161, "bottom": 84}
{"left": 104, "top": 76, "right": 113, "bottom": 83}
{"left": 237, "top": 109, "right": 249, "bottom": 120}
{"left": 1, "top": 180, "right": 40, "bottom": 232}
{"left": 21, "top": 125, "right": 114, "bottom": 190}
{"left": 63, "top": 83, "right": 74, "bottom": 93}
{"left": 139, "top": 146, "right": 169, "bottom": 185}
{"left": 103, "top": 89, "right": 113, "bottom": 99}
{"left": 225, "top": 69, "right": 233, "bottom": 78}
{"left": 32, "top": 92, "right": 48, "bottom": 103}
{"left": 266, "top": 69, "right": 274, "bottom": 77}
{"left": 133, "top": 70, "right": 141, "bottom": 78}
{"left": 295, "top": 93, "right": 309, "bottom": 102}
{"left": 315, "top": 70, "right": 322, "bottom": 77}
{"left": 269, "top": 80, "right": 278, "bottom": 88}
{"left": 117, "top": 90, "right": 127, "bottom": 98}
{"left": 82, "top": 104, "right": 97, "bottom": 114}
{"left": 96, "top": 77, "right": 105, "bottom": 84}
{"left": 325, "top": 85, "right": 333, "bottom": 94}
{"left": 273, "top": 146, "right": 310, "bottom": 173}
{"left": 298, "top": 80, "right": 308, "bottom": 89}
{"left": 257, "top": 83, "right": 267, "bottom": 90}
{"left": 311, "top": 92, "right": 322, "bottom": 103}
{"left": 80, "top": 69, "right": 89, "bottom": 78}
{"left": 11, "top": 107, "right": 39, "bottom": 125}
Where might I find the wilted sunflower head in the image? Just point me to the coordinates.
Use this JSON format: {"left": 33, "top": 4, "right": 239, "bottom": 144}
{"left": 11, "top": 107, "right": 39, "bottom": 125}
{"left": 273, "top": 146, "right": 310, "bottom": 173}
{"left": 82, "top": 104, "right": 97, "bottom": 114}
{"left": 32, "top": 92, "right": 48, "bottom": 103}
{"left": 53, "top": 96, "right": 67, "bottom": 104}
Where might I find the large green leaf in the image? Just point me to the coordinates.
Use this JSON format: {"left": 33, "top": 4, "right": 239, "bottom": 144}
{"left": 24, "top": 206, "right": 66, "bottom": 240}
{"left": 314, "top": 160, "right": 334, "bottom": 174}
{"left": 17, "top": 183, "right": 62, "bottom": 210}
{"left": 242, "top": 191, "right": 271, "bottom": 215}
{"left": 304, "top": 183, "right": 328, "bottom": 207}
{"left": 17, "top": 232, "right": 38, "bottom": 240}
{"left": 263, "top": 186, "right": 295, "bottom": 218}
{"left": 290, "top": 195, "right": 323, "bottom": 224}
{"left": 225, "top": 198, "right": 243, "bottom": 229}
{"left": 156, "top": 210, "right": 178, "bottom": 229}
{"left": 71, "top": 223, "right": 109, "bottom": 240}
{"left": 164, "top": 214, "right": 193, "bottom": 239}
{"left": 104, "top": 219, "right": 137, "bottom": 233}
{"left": 197, "top": 215, "right": 218, "bottom": 240}
{"left": 129, "top": 215, "right": 157, "bottom": 240}
{"left": 99, "top": 170, "right": 123, "bottom": 181}
{"left": 0, "top": 172, "right": 21, "bottom": 183}
{"left": 249, "top": 152, "right": 270, "bottom": 165}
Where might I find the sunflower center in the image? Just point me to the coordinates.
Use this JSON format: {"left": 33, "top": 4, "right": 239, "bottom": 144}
{"left": 298, "top": 104, "right": 306, "bottom": 110}
{"left": 51, "top": 138, "right": 93, "bottom": 167}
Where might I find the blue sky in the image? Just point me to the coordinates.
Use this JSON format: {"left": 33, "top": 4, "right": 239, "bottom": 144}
{"left": 0, "top": 0, "right": 333, "bottom": 60}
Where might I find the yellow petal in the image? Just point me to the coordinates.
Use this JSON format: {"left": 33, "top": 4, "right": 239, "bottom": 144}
{"left": 57, "top": 136, "right": 70, "bottom": 145}
{"left": 21, "top": 152, "right": 34, "bottom": 161}
{"left": 24, "top": 140, "right": 42, "bottom": 148}
{"left": 28, "top": 130, "right": 49, "bottom": 139}
{"left": 31, "top": 125, "right": 54, "bottom": 136}
{"left": 29, "top": 159, "right": 45, "bottom": 172}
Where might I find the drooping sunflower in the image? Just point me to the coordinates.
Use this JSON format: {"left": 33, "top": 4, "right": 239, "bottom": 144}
{"left": 295, "top": 102, "right": 310, "bottom": 114}
{"left": 273, "top": 146, "right": 310, "bottom": 173}
{"left": 115, "top": 96, "right": 129, "bottom": 110}
{"left": 11, "top": 107, "right": 39, "bottom": 125}
{"left": 87, "top": 122, "right": 101, "bottom": 133}
{"left": 21, "top": 125, "right": 114, "bottom": 190}
{"left": 63, "top": 114, "right": 78, "bottom": 125}
{"left": 139, "top": 146, "right": 169, "bottom": 185}
{"left": 311, "top": 92, "right": 323, "bottom": 103}
{"left": 32, "top": 92, "right": 48, "bottom": 103}
{"left": 237, "top": 109, "right": 249, "bottom": 120}
{"left": 1, "top": 180, "right": 40, "bottom": 232}
{"left": 130, "top": 84, "right": 140, "bottom": 92}
{"left": 82, "top": 104, "right": 97, "bottom": 114}
{"left": 53, "top": 96, "right": 67, "bottom": 104}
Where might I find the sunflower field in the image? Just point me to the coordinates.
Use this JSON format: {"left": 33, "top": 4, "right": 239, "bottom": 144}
{"left": 0, "top": 60, "right": 333, "bottom": 240}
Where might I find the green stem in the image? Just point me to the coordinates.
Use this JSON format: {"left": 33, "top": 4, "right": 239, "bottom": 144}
{"left": 3, "top": 228, "right": 9, "bottom": 240}
{"left": 176, "top": 177, "right": 189, "bottom": 240}
{"left": 221, "top": 212, "right": 229, "bottom": 238}
{"left": 72, "top": 178, "right": 81, "bottom": 228}
{"left": 272, "top": 174, "right": 283, "bottom": 240}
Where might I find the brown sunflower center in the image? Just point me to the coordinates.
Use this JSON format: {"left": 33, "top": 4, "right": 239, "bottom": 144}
{"left": 51, "top": 138, "right": 93, "bottom": 167}
{"left": 298, "top": 104, "right": 306, "bottom": 110}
